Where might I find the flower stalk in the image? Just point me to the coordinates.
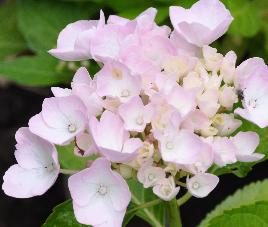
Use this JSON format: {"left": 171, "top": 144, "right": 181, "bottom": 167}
{"left": 177, "top": 192, "right": 192, "bottom": 207}
{"left": 126, "top": 198, "right": 162, "bottom": 215}
{"left": 166, "top": 198, "right": 182, "bottom": 227}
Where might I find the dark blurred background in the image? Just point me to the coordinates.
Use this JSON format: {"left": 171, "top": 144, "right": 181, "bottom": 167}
{"left": 0, "top": 0, "right": 268, "bottom": 226}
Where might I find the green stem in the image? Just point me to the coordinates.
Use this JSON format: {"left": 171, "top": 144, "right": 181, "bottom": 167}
{"left": 166, "top": 198, "right": 182, "bottom": 227}
{"left": 60, "top": 169, "right": 79, "bottom": 175}
{"left": 177, "top": 192, "right": 192, "bottom": 207}
{"left": 175, "top": 180, "right": 187, "bottom": 187}
{"left": 126, "top": 199, "right": 162, "bottom": 215}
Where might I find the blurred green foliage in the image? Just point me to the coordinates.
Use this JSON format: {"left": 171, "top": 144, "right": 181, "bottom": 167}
{"left": 0, "top": 0, "right": 267, "bottom": 86}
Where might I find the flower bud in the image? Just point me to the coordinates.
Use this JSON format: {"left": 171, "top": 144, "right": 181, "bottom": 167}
{"left": 203, "top": 46, "right": 223, "bottom": 72}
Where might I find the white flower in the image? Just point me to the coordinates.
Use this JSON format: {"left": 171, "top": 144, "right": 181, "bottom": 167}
{"left": 137, "top": 165, "right": 166, "bottom": 188}
{"left": 220, "top": 50, "right": 237, "bottom": 84}
{"left": 187, "top": 173, "right": 219, "bottom": 198}
{"left": 2, "top": 128, "right": 59, "bottom": 198}
{"left": 153, "top": 176, "right": 180, "bottom": 201}
{"left": 219, "top": 85, "right": 238, "bottom": 109}
{"left": 203, "top": 46, "right": 223, "bottom": 72}
{"left": 68, "top": 158, "right": 131, "bottom": 227}
{"left": 213, "top": 113, "right": 242, "bottom": 136}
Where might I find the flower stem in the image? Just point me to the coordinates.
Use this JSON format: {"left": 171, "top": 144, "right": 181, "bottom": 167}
{"left": 166, "top": 198, "right": 182, "bottom": 227}
{"left": 177, "top": 192, "right": 192, "bottom": 207}
{"left": 175, "top": 180, "right": 187, "bottom": 187}
{"left": 126, "top": 199, "right": 162, "bottom": 214}
{"left": 60, "top": 169, "right": 79, "bottom": 175}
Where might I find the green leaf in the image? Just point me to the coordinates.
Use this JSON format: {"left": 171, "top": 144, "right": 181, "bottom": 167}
{"left": 17, "top": 0, "right": 98, "bottom": 53}
{"left": 106, "top": 0, "right": 155, "bottom": 13}
{"left": 42, "top": 200, "right": 87, "bottom": 227}
{"left": 178, "top": 0, "right": 198, "bottom": 8}
{"left": 199, "top": 179, "right": 268, "bottom": 227}
{"left": 118, "top": 8, "right": 148, "bottom": 20}
{"left": 208, "top": 202, "right": 268, "bottom": 227}
{"left": 0, "top": 0, "right": 27, "bottom": 60}
{"left": 127, "top": 179, "right": 165, "bottom": 227}
{"left": 222, "top": 0, "right": 262, "bottom": 38}
{"left": 57, "top": 143, "right": 96, "bottom": 170}
{"left": 155, "top": 7, "right": 169, "bottom": 24}
{"left": 0, "top": 54, "right": 72, "bottom": 86}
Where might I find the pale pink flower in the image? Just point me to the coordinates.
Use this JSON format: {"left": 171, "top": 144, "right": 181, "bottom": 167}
{"left": 68, "top": 158, "right": 131, "bottom": 226}
{"left": 231, "top": 132, "right": 264, "bottom": 162}
{"left": 96, "top": 60, "right": 141, "bottom": 103}
{"left": 51, "top": 87, "right": 72, "bottom": 97}
{"left": 49, "top": 11, "right": 104, "bottom": 61}
{"left": 2, "top": 128, "right": 59, "bottom": 198}
{"left": 29, "top": 96, "right": 87, "bottom": 145}
{"left": 203, "top": 71, "right": 222, "bottom": 91}
{"left": 209, "top": 137, "right": 237, "bottom": 167}
{"left": 74, "top": 133, "right": 96, "bottom": 157}
{"left": 235, "top": 74, "right": 268, "bottom": 128}
{"left": 197, "top": 89, "right": 220, "bottom": 118}
{"left": 120, "top": 33, "right": 175, "bottom": 74}
{"left": 167, "top": 85, "right": 197, "bottom": 118}
{"left": 202, "top": 45, "right": 223, "bottom": 72}
{"left": 139, "top": 68, "right": 159, "bottom": 97}
{"left": 52, "top": 68, "right": 103, "bottom": 117}
{"left": 162, "top": 54, "right": 197, "bottom": 82}
{"left": 219, "top": 85, "right": 238, "bottom": 109}
{"left": 183, "top": 71, "right": 204, "bottom": 93}
{"left": 153, "top": 176, "right": 180, "bottom": 201}
{"left": 236, "top": 57, "right": 267, "bottom": 89}
{"left": 150, "top": 98, "right": 182, "bottom": 136}
{"left": 220, "top": 50, "right": 237, "bottom": 84}
{"left": 90, "top": 17, "right": 136, "bottom": 61}
{"left": 108, "top": 8, "right": 164, "bottom": 35}
{"left": 183, "top": 144, "right": 214, "bottom": 174}
{"left": 187, "top": 173, "right": 219, "bottom": 198}
{"left": 158, "top": 130, "right": 208, "bottom": 165}
{"left": 118, "top": 96, "right": 153, "bottom": 132}
{"left": 89, "top": 110, "right": 143, "bottom": 163}
{"left": 71, "top": 67, "right": 103, "bottom": 117}
{"left": 181, "top": 110, "right": 211, "bottom": 133}
{"left": 170, "top": 30, "right": 200, "bottom": 56}
{"left": 213, "top": 113, "right": 242, "bottom": 136}
{"left": 170, "top": 0, "right": 233, "bottom": 47}
{"left": 137, "top": 165, "right": 166, "bottom": 188}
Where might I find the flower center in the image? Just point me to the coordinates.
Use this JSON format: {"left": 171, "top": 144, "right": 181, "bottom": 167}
{"left": 148, "top": 173, "right": 155, "bottom": 181}
{"left": 165, "top": 141, "right": 174, "bottom": 150}
{"left": 135, "top": 116, "right": 144, "bottom": 125}
{"left": 68, "top": 124, "right": 77, "bottom": 133}
{"left": 161, "top": 185, "right": 172, "bottom": 196}
{"left": 121, "top": 89, "right": 130, "bottom": 98}
{"left": 97, "top": 184, "right": 108, "bottom": 196}
{"left": 192, "top": 181, "right": 200, "bottom": 189}
{"left": 112, "top": 68, "right": 123, "bottom": 80}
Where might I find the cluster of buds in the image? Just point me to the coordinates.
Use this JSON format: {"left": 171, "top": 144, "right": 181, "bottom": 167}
{"left": 2, "top": 0, "right": 267, "bottom": 226}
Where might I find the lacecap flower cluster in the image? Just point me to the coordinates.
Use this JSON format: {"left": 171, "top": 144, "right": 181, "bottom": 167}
{"left": 3, "top": 0, "right": 268, "bottom": 226}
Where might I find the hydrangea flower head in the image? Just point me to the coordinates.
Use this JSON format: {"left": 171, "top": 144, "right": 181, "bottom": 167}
{"left": 2, "top": 0, "right": 268, "bottom": 226}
